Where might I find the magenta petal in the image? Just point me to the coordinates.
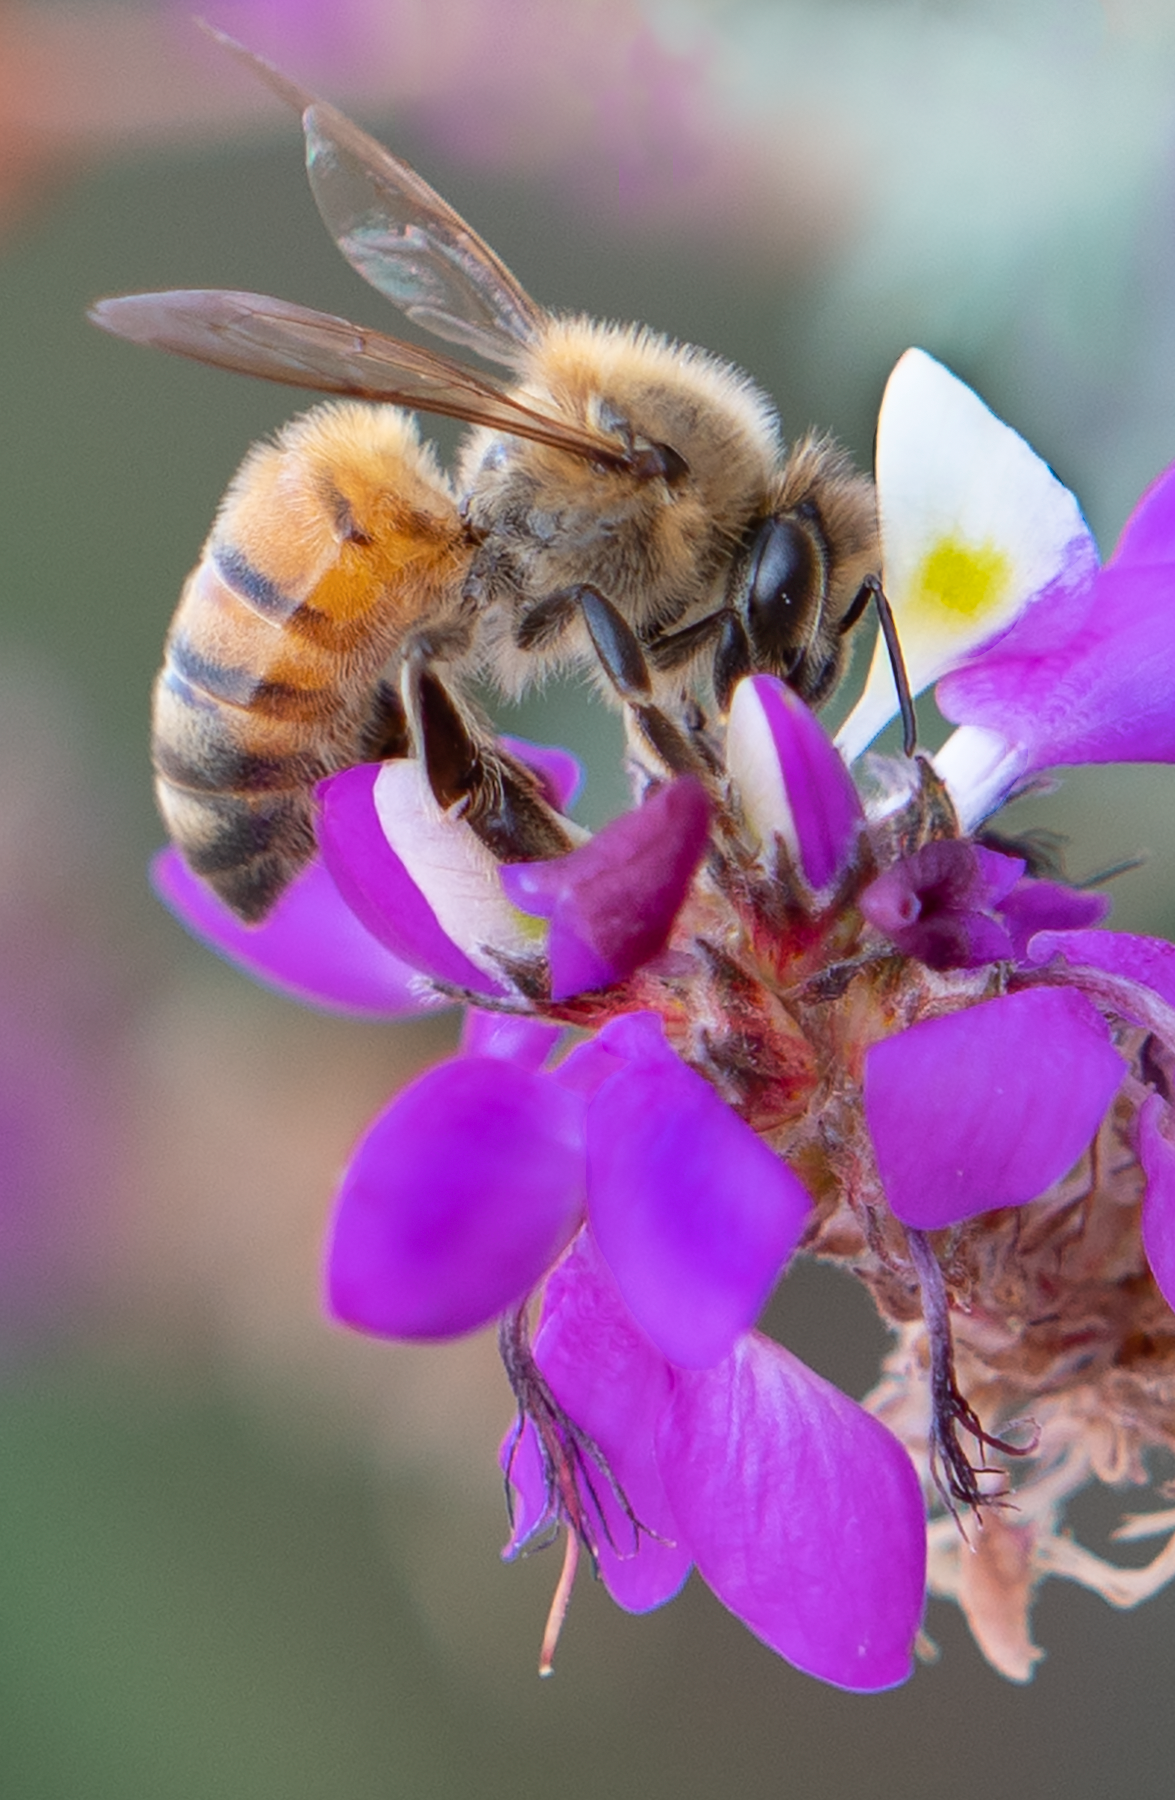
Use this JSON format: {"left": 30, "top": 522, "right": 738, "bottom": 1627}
{"left": 998, "top": 881, "right": 1109, "bottom": 962}
{"left": 502, "top": 779, "right": 710, "bottom": 1001}
{"left": 1025, "top": 928, "right": 1175, "bottom": 1017}
{"left": 859, "top": 840, "right": 1018, "bottom": 971}
{"left": 658, "top": 1334, "right": 926, "bottom": 1690}
{"left": 549, "top": 1012, "right": 669, "bottom": 1100}
{"left": 587, "top": 1026, "right": 812, "bottom": 1367}
{"left": 459, "top": 1009, "right": 562, "bottom": 1068}
{"left": 151, "top": 846, "right": 430, "bottom": 1018}
{"left": 317, "top": 763, "right": 505, "bottom": 996}
{"left": 865, "top": 987, "right": 1125, "bottom": 1230}
{"left": 530, "top": 1234, "right": 691, "bottom": 1611}
{"left": 326, "top": 1057, "right": 586, "bottom": 1339}
{"left": 728, "top": 675, "right": 864, "bottom": 888}
{"left": 1109, "top": 460, "right": 1175, "bottom": 570}
{"left": 938, "top": 462, "right": 1175, "bottom": 775}
{"left": 498, "top": 736, "right": 583, "bottom": 813}
{"left": 972, "top": 845, "right": 1027, "bottom": 906}
{"left": 499, "top": 1415, "right": 549, "bottom": 1558}
{"left": 1139, "top": 1095, "right": 1175, "bottom": 1315}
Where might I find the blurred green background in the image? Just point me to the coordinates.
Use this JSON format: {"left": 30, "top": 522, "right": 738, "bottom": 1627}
{"left": 4, "top": 0, "right": 1175, "bottom": 1794}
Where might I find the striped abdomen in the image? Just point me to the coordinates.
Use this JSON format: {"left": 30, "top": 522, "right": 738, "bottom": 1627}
{"left": 152, "top": 402, "right": 466, "bottom": 921}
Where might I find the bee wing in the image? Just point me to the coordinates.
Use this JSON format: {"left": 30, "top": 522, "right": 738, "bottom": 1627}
{"left": 204, "top": 28, "right": 545, "bottom": 367}
{"left": 88, "top": 289, "right": 626, "bottom": 463}
{"left": 301, "top": 102, "right": 545, "bottom": 367}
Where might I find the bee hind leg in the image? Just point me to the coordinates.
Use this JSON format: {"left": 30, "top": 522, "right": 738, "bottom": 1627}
{"left": 412, "top": 668, "right": 575, "bottom": 862}
{"left": 356, "top": 679, "right": 413, "bottom": 762}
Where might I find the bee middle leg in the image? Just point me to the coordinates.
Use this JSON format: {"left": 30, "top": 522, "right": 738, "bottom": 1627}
{"left": 356, "top": 679, "right": 413, "bottom": 761}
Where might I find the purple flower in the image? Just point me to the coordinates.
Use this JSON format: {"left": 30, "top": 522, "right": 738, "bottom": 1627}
{"left": 726, "top": 674, "right": 863, "bottom": 889}
{"left": 327, "top": 1010, "right": 812, "bottom": 1371}
{"left": 155, "top": 347, "right": 1175, "bottom": 1689}
{"left": 936, "top": 463, "right": 1175, "bottom": 820}
{"left": 500, "top": 1233, "right": 691, "bottom": 1616}
{"left": 328, "top": 1053, "right": 587, "bottom": 1339}
{"left": 153, "top": 844, "right": 431, "bottom": 1018}
{"left": 503, "top": 1234, "right": 926, "bottom": 1690}
{"left": 865, "top": 987, "right": 1126, "bottom": 1230}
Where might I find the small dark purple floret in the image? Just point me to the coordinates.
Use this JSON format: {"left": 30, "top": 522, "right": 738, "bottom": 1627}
{"left": 860, "top": 841, "right": 1019, "bottom": 970}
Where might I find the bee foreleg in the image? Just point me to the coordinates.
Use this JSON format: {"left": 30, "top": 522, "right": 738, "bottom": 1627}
{"left": 645, "top": 608, "right": 757, "bottom": 715}
{"left": 712, "top": 613, "right": 754, "bottom": 715}
{"left": 413, "top": 668, "right": 575, "bottom": 862}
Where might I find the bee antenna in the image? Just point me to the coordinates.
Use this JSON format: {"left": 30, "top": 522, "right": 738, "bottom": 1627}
{"left": 193, "top": 19, "right": 317, "bottom": 119}
{"left": 855, "top": 574, "right": 917, "bottom": 757}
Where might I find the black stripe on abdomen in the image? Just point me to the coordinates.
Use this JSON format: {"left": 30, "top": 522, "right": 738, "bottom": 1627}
{"left": 212, "top": 543, "right": 301, "bottom": 621}
{"left": 167, "top": 790, "right": 309, "bottom": 870}
{"left": 153, "top": 732, "right": 327, "bottom": 797}
{"left": 164, "top": 633, "right": 331, "bottom": 720}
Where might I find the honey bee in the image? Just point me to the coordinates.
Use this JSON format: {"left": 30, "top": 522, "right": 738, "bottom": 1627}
{"left": 91, "top": 35, "right": 910, "bottom": 923}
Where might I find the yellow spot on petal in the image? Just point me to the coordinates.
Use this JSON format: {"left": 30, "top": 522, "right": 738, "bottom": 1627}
{"left": 908, "top": 537, "right": 1012, "bottom": 637}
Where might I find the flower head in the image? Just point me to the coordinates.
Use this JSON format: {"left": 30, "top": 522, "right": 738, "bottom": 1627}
{"left": 161, "top": 349, "right": 1175, "bottom": 1689}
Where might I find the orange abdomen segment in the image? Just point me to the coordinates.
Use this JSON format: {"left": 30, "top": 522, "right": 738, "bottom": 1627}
{"left": 152, "top": 401, "right": 467, "bottom": 920}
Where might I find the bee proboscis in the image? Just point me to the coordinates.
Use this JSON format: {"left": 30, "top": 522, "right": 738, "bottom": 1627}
{"left": 92, "top": 32, "right": 912, "bottom": 922}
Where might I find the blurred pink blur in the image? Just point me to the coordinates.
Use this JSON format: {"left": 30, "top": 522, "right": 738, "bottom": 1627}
{"left": 0, "top": 0, "right": 851, "bottom": 260}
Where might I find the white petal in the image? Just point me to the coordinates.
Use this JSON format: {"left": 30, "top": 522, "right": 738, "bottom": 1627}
{"left": 373, "top": 760, "right": 546, "bottom": 974}
{"left": 725, "top": 678, "right": 801, "bottom": 865}
{"left": 837, "top": 348, "right": 1094, "bottom": 761}
{"left": 933, "top": 724, "right": 1025, "bottom": 830}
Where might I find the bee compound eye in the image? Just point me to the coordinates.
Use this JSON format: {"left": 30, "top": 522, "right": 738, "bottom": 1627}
{"left": 743, "top": 515, "right": 820, "bottom": 639}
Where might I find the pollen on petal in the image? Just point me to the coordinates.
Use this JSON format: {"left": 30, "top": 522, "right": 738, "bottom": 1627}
{"left": 934, "top": 458, "right": 1175, "bottom": 809}
{"left": 837, "top": 348, "right": 1096, "bottom": 761}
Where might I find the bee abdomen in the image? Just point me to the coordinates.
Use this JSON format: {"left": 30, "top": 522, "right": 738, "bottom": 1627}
{"left": 158, "top": 779, "right": 318, "bottom": 923}
{"left": 151, "top": 551, "right": 362, "bottom": 918}
{"left": 211, "top": 542, "right": 302, "bottom": 622}
{"left": 149, "top": 402, "right": 466, "bottom": 920}
{"left": 161, "top": 627, "right": 336, "bottom": 723}
{"left": 152, "top": 727, "right": 328, "bottom": 798}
